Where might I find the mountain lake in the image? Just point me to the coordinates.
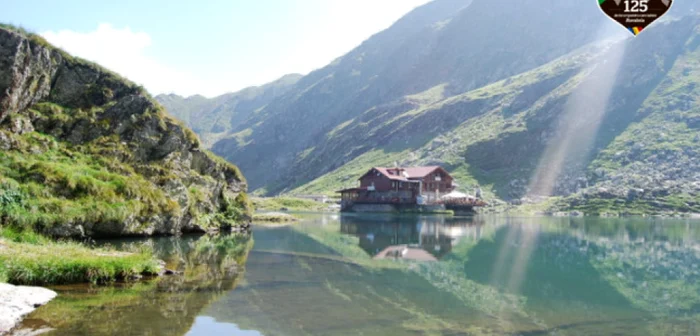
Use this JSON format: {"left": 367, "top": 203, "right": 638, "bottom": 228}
{"left": 16, "top": 213, "right": 700, "bottom": 335}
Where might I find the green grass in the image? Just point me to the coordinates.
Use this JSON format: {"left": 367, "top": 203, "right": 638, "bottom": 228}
{"left": 0, "top": 23, "right": 250, "bottom": 237}
{"left": 287, "top": 49, "right": 595, "bottom": 200}
{"left": 0, "top": 227, "right": 160, "bottom": 285}
{"left": 566, "top": 195, "right": 700, "bottom": 216}
{"left": 1, "top": 107, "right": 248, "bottom": 233}
{"left": 570, "top": 42, "right": 700, "bottom": 215}
{"left": 253, "top": 212, "right": 299, "bottom": 223}
{"left": 252, "top": 197, "right": 329, "bottom": 212}
{"left": 0, "top": 131, "right": 181, "bottom": 231}
{"left": 290, "top": 149, "right": 408, "bottom": 196}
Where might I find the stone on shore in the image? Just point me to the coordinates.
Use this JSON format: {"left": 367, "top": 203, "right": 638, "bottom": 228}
{"left": 0, "top": 283, "right": 56, "bottom": 335}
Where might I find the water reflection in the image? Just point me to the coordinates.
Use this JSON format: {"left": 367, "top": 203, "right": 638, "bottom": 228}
{"left": 340, "top": 214, "right": 486, "bottom": 260}
{"left": 209, "top": 214, "right": 700, "bottom": 335}
{"left": 21, "top": 234, "right": 253, "bottom": 336}
{"left": 20, "top": 215, "right": 700, "bottom": 336}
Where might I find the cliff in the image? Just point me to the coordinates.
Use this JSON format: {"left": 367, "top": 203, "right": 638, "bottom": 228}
{"left": 0, "top": 25, "right": 251, "bottom": 237}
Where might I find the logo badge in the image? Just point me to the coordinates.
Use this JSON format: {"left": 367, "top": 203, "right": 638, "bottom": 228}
{"left": 598, "top": 0, "right": 673, "bottom": 35}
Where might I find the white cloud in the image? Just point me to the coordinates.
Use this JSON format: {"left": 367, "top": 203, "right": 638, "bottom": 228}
{"left": 41, "top": 24, "right": 204, "bottom": 97}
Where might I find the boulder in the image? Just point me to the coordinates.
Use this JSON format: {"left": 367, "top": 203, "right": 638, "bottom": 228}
{"left": 0, "top": 283, "right": 56, "bottom": 335}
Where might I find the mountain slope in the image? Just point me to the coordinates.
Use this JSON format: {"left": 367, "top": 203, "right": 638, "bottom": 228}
{"left": 155, "top": 74, "right": 301, "bottom": 147}
{"left": 293, "top": 15, "right": 700, "bottom": 214}
{"left": 209, "top": 0, "right": 615, "bottom": 193}
{"left": 0, "top": 25, "right": 251, "bottom": 237}
{"left": 157, "top": 0, "right": 699, "bottom": 215}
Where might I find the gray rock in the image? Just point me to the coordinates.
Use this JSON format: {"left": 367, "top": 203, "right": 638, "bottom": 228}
{"left": 0, "top": 29, "right": 60, "bottom": 124}
{"left": 627, "top": 188, "right": 645, "bottom": 200}
{"left": 594, "top": 168, "right": 606, "bottom": 178}
{"left": 0, "top": 131, "right": 12, "bottom": 150}
{"left": 7, "top": 326, "right": 54, "bottom": 336}
{"left": 0, "top": 27, "right": 250, "bottom": 237}
{"left": 0, "top": 283, "right": 56, "bottom": 335}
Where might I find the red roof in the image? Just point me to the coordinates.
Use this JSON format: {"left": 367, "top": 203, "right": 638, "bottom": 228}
{"left": 402, "top": 166, "right": 442, "bottom": 178}
{"left": 365, "top": 166, "right": 442, "bottom": 181}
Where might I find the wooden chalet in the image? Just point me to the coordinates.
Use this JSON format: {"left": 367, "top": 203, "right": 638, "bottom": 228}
{"left": 337, "top": 166, "right": 455, "bottom": 209}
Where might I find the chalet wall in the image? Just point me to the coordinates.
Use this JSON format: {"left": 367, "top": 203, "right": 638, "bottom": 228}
{"left": 360, "top": 173, "right": 392, "bottom": 191}
{"left": 351, "top": 204, "right": 398, "bottom": 213}
{"left": 420, "top": 170, "right": 454, "bottom": 193}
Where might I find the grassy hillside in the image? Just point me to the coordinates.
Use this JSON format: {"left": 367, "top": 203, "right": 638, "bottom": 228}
{"left": 0, "top": 25, "right": 252, "bottom": 237}
{"left": 155, "top": 74, "right": 302, "bottom": 147}
{"left": 209, "top": 0, "right": 616, "bottom": 193}
{"left": 288, "top": 42, "right": 604, "bottom": 198}
{"left": 153, "top": 1, "right": 698, "bottom": 216}
{"left": 0, "top": 24, "right": 254, "bottom": 284}
{"left": 290, "top": 16, "right": 700, "bottom": 215}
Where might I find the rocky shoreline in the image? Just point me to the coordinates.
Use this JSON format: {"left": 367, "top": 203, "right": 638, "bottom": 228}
{"left": 0, "top": 283, "right": 56, "bottom": 335}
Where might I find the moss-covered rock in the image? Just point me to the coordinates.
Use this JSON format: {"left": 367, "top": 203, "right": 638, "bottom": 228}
{"left": 0, "top": 26, "right": 250, "bottom": 237}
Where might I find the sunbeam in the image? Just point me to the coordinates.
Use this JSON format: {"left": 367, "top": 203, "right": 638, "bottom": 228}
{"left": 528, "top": 33, "right": 629, "bottom": 198}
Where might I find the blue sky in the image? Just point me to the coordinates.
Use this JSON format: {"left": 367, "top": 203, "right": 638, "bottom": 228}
{"left": 0, "top": 0, "right": 429, "bottom": 97}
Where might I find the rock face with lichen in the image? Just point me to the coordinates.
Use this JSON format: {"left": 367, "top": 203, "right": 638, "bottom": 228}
{"left": 0, "top": 26, "right": 251, "bottom": 237}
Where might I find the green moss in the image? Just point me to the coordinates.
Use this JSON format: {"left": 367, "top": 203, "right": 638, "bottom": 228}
{"left": 204, "top": 149, "right": 245, "bottom": 183}
{"left": 208, "top": 192, "right": 253, "bottom": 230}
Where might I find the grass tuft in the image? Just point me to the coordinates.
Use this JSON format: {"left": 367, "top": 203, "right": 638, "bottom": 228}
{"left": 0, "top": 227, "right": 160, "bottom": 285}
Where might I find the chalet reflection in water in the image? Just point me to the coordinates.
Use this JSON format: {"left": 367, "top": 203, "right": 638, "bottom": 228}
{"left": 340, "top": 215, "right": 485, "bottom": 261}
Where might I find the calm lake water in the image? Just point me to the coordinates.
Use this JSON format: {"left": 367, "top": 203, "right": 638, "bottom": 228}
{"left": 19, "top": 214, "right": 700, "bottom": 335}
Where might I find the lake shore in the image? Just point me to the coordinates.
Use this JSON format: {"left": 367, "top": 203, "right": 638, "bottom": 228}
{"left": 252, "top": 196, "right": 338, "bottom": 212}
{"left": 0, "top": 283, "right": 56, "bottom": 335}
{"left": 253, "top": 212, "right": 299, "bottom": 223}
{"left": 0, "top": 228, "right": 161, "bottom": 286}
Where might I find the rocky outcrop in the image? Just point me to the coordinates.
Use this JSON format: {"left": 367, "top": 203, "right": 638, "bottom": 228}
{"left": 0, "top": 26, "right": 250, "bottom": 237}
{"left": 0, "top": 283, "right": 56, "bottom": 335}
{"left": 0, "top": 31, "right": 59, "bottom": 124}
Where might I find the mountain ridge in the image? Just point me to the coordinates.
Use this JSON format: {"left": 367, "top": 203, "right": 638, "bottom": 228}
{"left": 155, "top": 73, "right": 302, "bottom": 147}
{"left": 158, "top": 1, "right": 700, "bottom": 215}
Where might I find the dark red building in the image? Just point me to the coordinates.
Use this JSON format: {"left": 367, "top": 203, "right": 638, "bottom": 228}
{"left": 338, "top": 166, "right": 455, "bottom": 208}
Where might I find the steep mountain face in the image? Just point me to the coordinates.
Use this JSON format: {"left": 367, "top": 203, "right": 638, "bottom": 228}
{"left": 0, "top": 26, "right": 250, "bottom": 237}
{"left": 159, "top": 0, "right": 698, "bottom": 214}
{"left": 155, "top": 74, "right": 301, "bottom": 147}
{"left": 209, "top": 0, "right": 615, "bottom": 193}
{"left": 291, "top": 16, "right": 700, "bottom": 214}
